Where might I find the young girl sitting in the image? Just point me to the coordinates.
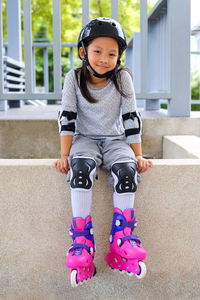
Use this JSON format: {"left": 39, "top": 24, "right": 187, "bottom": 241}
{"left": 54, "top": 17, "right": 152, "bottom": 288}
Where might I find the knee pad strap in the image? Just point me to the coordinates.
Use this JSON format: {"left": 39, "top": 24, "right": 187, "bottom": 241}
{"left": 70, "top": 157, "right": 96, "bottom": 190}
{"left": 111, "top": 161, "right": 138, "bottom": 194}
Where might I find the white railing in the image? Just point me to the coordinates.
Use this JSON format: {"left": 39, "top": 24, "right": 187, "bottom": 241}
{"left": 125, "top": 0, "right": 191, "bottom": 116}
{"left": 0, "top": 0, "right": 191, "bottom": 116}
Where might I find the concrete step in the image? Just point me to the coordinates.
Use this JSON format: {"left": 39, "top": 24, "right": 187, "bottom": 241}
{"left": 1, "top": 159, "right": 200, "bottom": 300}
{"left": 163, "top": 135, "right": 200, "bottom": 158}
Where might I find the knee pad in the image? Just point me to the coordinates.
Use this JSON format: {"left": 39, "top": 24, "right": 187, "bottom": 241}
{"left": 111, "top": 161, "right": 138, "bottom": 194}
{"left": 70, "top": 157, "right": 96, "bottom": 190}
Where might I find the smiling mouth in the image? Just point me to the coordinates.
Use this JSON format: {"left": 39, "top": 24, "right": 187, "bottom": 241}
{"left": 97, "top": 65, "right": 107, "bottom": 69}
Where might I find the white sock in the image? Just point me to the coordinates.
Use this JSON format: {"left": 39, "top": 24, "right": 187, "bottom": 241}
{"left": 71, "top": 189, "right": 92, "bottom": 219}
{"left": 113, "top": 192, "right": 135, "bottom": 211}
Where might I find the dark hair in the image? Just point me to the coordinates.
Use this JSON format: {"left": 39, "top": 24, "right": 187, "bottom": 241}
{"left": 74, "top": 65, "right": 133, "bottom": 103}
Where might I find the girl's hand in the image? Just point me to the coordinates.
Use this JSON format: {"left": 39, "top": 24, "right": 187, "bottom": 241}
{"left": 136, "top": 156, "right": 153, "bottom": 174}
{"left": 54, "top": 155, "right": 70, "bottom": 174}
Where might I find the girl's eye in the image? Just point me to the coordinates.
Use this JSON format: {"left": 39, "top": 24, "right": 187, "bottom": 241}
{"left": 110, "top": 53, "right": 116, "bottom": 57}
{"left": 94, "top": 50, "right": 100, "bottom": 54}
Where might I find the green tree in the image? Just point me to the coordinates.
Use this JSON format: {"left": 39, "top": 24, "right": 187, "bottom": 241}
{"left": 191, "top": 66, "right": 200, "bottom": 111}
{"left": 2, "top": 0, "right": 157, "bottom": 91}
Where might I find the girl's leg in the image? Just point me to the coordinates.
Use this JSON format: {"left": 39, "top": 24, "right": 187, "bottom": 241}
{"left": 70, "top": 189, "right": 92, "bottom": 219}
{"left": 102, "top": 139, "right": 139, "bottom": 211}
{"left": 106, "top": 161, "right": 146, "bottom": 278}
{"left": 111, "top": 160, "right": 137, "bottom": 211}
{"left": 66, "top": 157, "right": 97, "bottom": 287}
{"left": 103, "top": 140, "right": 147, "bottom": 277}
{"left": 70, "top": 156, "right": 96, "bottom": 218}
{"left": 66, "top": 136, "right": 102, "bottom": 287}
{"left": 113, "top": 189, "right": 135, "bottom": 211}
{"left": 68, "top": 135, "right": 102, "bottom": 218}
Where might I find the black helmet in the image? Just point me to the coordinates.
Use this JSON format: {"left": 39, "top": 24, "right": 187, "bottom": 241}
{"left": 78, "top": 17, "right": 127, "bottom": 54}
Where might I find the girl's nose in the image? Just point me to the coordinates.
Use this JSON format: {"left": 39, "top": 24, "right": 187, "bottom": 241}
{"left": 99, "top": 54, "right": 108, "bottom": 63}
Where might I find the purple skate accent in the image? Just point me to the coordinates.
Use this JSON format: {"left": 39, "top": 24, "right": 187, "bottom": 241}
{"left": 68, "top": 243, "right": 90, "bottom": 253}
{"left": 131, "top": 209, "right": 134, "bottom": 219}
{"left": 71, "top": 229, "right": 91, "bottom": 238}
{"left": 73, "top": 248, "right": 82, "bottom": 256}
{"left": 72, "top": 218, "right": 78, "bottom": 229}
{"left": 121, "top": 235, "right": 141, "bottom": 244}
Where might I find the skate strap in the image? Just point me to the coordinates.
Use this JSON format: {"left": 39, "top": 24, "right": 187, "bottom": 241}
{"left": 70, "top": 229, "right": 92, "bottom": 239}
{"left": 68, "top": 243, "right": 90, "bottom": 253}
{"left": 121, "top": 235, "right": 141, "bottom": 244}
{"left": 73, "top": 229, "right": 91, "bottom": 237}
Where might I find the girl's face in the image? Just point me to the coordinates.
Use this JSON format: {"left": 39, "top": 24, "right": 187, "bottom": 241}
{"left": 79, "top": 37, "right": 119, "bottom": 76}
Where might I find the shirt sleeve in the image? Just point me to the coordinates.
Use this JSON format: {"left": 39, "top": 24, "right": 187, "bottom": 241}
{"left": 58, "top": 69, "right": 77, "bottom": 136}
{"left": 120, "top": 70, "right": 142, "bottom": 144}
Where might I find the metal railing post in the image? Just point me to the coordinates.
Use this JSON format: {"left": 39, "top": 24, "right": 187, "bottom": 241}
{"left": 69, "top": 47, "right": 73, "bottom": 70}
{"left": 0, "top": 0, "right": 3, "bottom": 96}
{"left": 140, "top": 0, "right": 148, "bottom": 95}
{"left": 82, "top": 0, "right": 89, "bottom": 26}
{"left": 52, "top": 0, "right": 61, "bottom": 96}
{"left": 0, "top": 0, "right": 6, "bottom": 110}
{"left": 111, "top": 0, "right": 118, "bottom": 20}
{"left": 43, "top": 47, "right": 49, "bottom": 93}
{"left": 32, "top": 47, "right": 35, "bottom": 92}
{"left": 168, "top": 0, "right": 191, "bottom": 116}
{"left": 23, "top": 0, "right": 33, "bottom": 97}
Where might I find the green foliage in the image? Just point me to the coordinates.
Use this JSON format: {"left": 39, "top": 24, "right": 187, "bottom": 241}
{"left": 89, "top": 0, "right": 140, "bottom": 40}
{"left": 2, "top": 1, "right": 7, "bottom": 41}
{"left": 191, "top": 104, "right": 200, "bottom": 111}
{"left": 1, "top": 0, "right": 159, "bottom": 91}
{"left": 191, "top": 67, "right": 200, "bottom": 100}
{"left": 161, "top": 104, "right": 167, "bottom": 110}
{"left": 60, "top": 0, "right": 82, "bottom": 43}
{"left": 191, "top": 65, "right": 200, "bottom": 111}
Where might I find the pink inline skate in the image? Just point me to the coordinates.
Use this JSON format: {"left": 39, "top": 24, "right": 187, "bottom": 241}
{"left": 105, "top": 208, "right": 147, "bottom": 278}
{"left": 66, "top": 216, "right": 96, "bottom": 287}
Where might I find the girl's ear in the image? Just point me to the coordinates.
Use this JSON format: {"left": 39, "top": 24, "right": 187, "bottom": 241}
{"left": 79, "top": 47, "right": 85, "bottom": 59}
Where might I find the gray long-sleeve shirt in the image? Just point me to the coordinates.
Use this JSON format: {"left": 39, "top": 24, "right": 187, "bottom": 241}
{"left": 58, "top": 68, "right": 142, "bottom": 144}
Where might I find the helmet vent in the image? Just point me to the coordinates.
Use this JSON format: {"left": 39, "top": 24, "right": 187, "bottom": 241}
{"left": 112, "top": 22, "right": 116, "bottom": 27}
{"left": 98, "top": 22, "right": 103, "bottom": 26}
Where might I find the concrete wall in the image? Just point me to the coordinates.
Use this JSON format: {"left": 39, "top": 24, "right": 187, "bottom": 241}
{"left": 1, "top": 159, "right": 200, "bottom": 300}
{"left": 0, "top": 120, "right": 59, "bottom": 159}
{"left": 1, "top": 117, "right": 200, "bottom": 159}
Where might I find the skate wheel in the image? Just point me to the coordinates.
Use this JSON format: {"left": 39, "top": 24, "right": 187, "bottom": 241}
{"left": 70, "top": 270, "right": 78, "bottom": 288}
{"left": 135, "top": 261, "right": 147, "bottom": 279}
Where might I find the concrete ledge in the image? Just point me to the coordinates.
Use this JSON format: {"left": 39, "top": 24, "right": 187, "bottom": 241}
{"left": 163, "top": 135, "right": 200, "bottom": 158}
{"left": 1, "top": 159, "right": 200, "bottom": 300}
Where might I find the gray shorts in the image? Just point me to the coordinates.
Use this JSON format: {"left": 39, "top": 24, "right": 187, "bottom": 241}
{"left": 68, "top": 135, "right": 137, "bottom": 173}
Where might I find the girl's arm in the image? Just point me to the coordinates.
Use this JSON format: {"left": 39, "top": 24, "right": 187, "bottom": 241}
{"left": 130, "top": 143, "right": 152, "bottom": 174}
{"left": 54, "top": 135, "right": 73, "bottom": 174}
{"left": 54, "top": 71, "right": 78, "bottom": 173}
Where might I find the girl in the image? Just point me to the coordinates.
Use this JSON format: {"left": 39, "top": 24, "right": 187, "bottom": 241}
{"left": 54, "top": 17, "right": 152, "bottom": 287}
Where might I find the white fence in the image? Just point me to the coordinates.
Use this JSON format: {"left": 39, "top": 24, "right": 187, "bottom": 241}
{"left": 0, "top": 0, "right": 191, "bottom": 116}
